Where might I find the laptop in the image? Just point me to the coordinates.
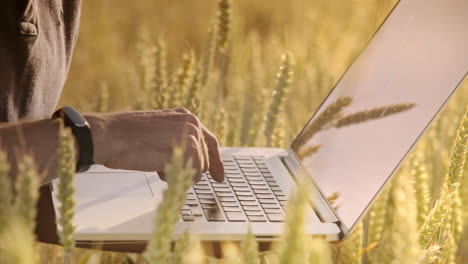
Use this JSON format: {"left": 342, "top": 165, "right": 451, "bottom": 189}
{"left": 51, "top": 0, "right": 468, "bottom": 242}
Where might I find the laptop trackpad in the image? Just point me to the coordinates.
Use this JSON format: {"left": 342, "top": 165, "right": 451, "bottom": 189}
{"left": 57, "top": 169, "right": 167, "bottom": 233}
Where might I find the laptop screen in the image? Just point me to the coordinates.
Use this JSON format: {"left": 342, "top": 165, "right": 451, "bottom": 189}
{"left": 291, "top": 0, "right": 467, "bottom": 230}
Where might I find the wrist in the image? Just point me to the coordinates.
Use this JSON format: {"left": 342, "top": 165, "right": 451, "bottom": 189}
{"left": 84, "top": 114, "right": 109, "bottom": 166}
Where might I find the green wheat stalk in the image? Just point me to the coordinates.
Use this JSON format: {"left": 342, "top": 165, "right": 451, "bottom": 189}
{"left": 264, "top": 53, "right": 294, "bottom": 147}
{"left": 170, "top": 229, "right": 191, "bottom": 264}
{"left": 144, "top": 147, "right": 194, "bottom": 263}
{"left": 214, "top": 106, "right": 228, "bottom": 145}
{"left": 56, "top": 123, "right": 77, "bottom": 263}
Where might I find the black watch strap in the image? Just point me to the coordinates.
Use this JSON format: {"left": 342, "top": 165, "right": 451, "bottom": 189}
{"left": 53, "top": 106, "right": 94, "bottom": 173}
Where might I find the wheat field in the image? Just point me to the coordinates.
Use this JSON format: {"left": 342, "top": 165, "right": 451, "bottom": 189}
{"left": 1, "top": 0, "right": 468, "bottom": 263}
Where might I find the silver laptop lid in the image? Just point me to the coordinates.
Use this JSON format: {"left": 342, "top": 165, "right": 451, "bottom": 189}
{"left": 290, "top": 0, "right": 468, "bottom": 231}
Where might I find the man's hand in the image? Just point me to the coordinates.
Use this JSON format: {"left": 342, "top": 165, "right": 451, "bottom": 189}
{"left": 85, "top": 108, "right": 224, "bottom": 183}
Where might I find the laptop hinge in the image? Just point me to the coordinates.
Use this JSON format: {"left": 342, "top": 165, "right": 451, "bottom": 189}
{"left": 282, "top": 149, "right": 347, "bottom": 233}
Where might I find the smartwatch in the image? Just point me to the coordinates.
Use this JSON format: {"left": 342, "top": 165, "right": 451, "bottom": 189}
{"left": 53, "top": 106, "right": 94, "bottom": 173}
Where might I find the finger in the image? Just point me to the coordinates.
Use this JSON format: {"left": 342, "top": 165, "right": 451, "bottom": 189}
{"left": 181, "top": 121, "right": 208, "bottom": 172}
{"left": 185, "top": 135, "right": 204, "bottom": 182}
{"left": 157, "top": 171, "right": 166, "bottom": 181}
{"left": 200, "top": 124, "right": 224, "bottom": 182}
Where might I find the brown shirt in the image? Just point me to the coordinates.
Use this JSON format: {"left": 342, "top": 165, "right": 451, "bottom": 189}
{"left": 0, "top": 0, "right": 81, "bottom": 122}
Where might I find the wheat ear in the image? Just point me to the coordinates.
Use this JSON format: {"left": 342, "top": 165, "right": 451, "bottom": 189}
{"left": 337, "top": 222, "right": 363, "bottom": 264}
{"left": 144, "top": 147, "right": 194, "bottom": 263}
{"left": 153, "top": 40, "right": 169, "bottom": 110}
{"left": 264, "top": 53, "right": 294, "bottom": 147}
{"left": 0, "top": 149, "right": 12, "bottom": 232}
{"left": 334, "top": 102, "right": 415, "bottom": 128}
{"left": 56, "top": 123, "right": 77, "bottom": 263}
{"left": 410, "top": 152, "right": 431, "bottom": 227}
{"left": 168, "top": 52, "right": 196, "bottom": 108}
{"left": 96, "top": 82, "right": 109, "bottom": 112}
{"left": 14, "top": 155, "right": 39, "bottom": 235}
{"left": 292, "top": 96, "right": 352, "bottom": 149}
{"left": 296, "top": 145, "right": 321, "bottom": 160}
{"left": 200, "top": 23, "right": 218, "bottom": 87}
{"left": 214, "top": 106, "right": 228, "bottom": 146}
{"left": 216, "top": 0, "right": 231, "bottom": 53}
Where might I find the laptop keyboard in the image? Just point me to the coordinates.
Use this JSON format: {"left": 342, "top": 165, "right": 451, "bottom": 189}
{"left": 180, "top": 156, "right": 287, "bottom": 222}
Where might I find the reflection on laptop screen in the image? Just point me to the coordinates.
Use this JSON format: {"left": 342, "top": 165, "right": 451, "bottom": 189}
{"left": 291, "top": 0, "right": 467, "bottom": 230}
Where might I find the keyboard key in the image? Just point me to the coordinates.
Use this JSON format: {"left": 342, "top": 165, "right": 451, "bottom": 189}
{"left": 235, "top": 191, "right": 254, "bottom": 196}
{"left": 192, "top": 208, "right": 204, "bottom": 216}
{"left": 240, "top": 200, "right": 259, "bottom": 206}
{"left": 218, "top": 196, "right": 237, "bottom": 202}
{"left": 248, "top": 216, "right": 267, "bottom": 222}
{"left": 226, "top": 212, "right": 246, "bottom": 222}
{"left": 259, "top": 198, "right": 277, "bottom": 204}
{"left": 257, "top": 164, "right": 268, "bottom": 169}
{"left": 231, "top": 182, "right": 249, "bottom": 187}
{"left": 238, "top": 163, "right": 256, "bottom": 168}
{"left": 243, "top": 205, "right": 262, "bottom": 211}
{"left": 222, "top": 157, "right": 235, "bottom": 162}
{"left": 274, "top": 191, "right": 284, "bottom": 196}
{"left": 251, "top": 185, "right": 268, "bottom": 190}
{"left": 244, "top": 172, "right": 261, "bottom": 176}
{"left": 195, "top": 189, "right": 213, "bottom": 194}
{"left": 280, "top": 201, "right": 288, "bottom": 206}
{"left": 198, "top": 194, "right": 215, "bottom": 200}
{"left": 212, "top": 183, "right": 229, "bottom": 187}
{"left": 216, "top": 192, "right": 235, "bottom": 197}
{"left": 182, "top": 215, "right": 195, "bottom": 221}
{"left": 267, "top": 214, "right": 285, "bottom": 222}
{"left": 181, "top": 209, "right": 192, "bottom": 216}
{"left": 194, "top": 184, "right": 210, "bottom": 189}
{"left": 204, "top": 208, "right": 225, "bottom": 222}
{"left": 200, "top": 199, "right": 217, "bottom": 204}
{"left": 276, "top": 195, "right": 287, "bottom": 201}
{"left": 214, "top": 187, "right": 231, "bottom": 192}
{"left": 246, "top": 211, "right": 264, "bottom": 216}
{"left": 264, "top": 208, "right": 283, "bottom": 214}
{"left": 249, "top": 180, "right": 267, "bottom": 185}
{"left": 224, "top": 206, "right": 242, "bottom": 212}
{"left": 228, "top": 178, "right": 247, "bottom": 183}
{"left": 221, "top": 201, "right": 238, "bottom": 207}
{"left": 241, "top": 168, "right": 258, "bottom": 173}
{"left": 257, "top": 194, "right": 275, "bottom": 199}
{"left": 262, "top": 203, "right": 281, "bottom": 209}
{"left": 186, "top": 199, "right": 198, "bottom": 206}
{"left": 202, "top": 203, "right": 218, "bottom": 209}
{"left": 233, "top": 186, "right": 250, "bottom": 191}
{"left": 260, "top": 168, "right": 270, "bottom": 173}
{"left": 238, "top": 196, "right": 256, "bottom": 201}
{"left": 186, "top": 194, "right": 196, "bottom": 200}
{"left": 253, "top": 189, "right": 271, "bottom": 194}
{"left": 270, "top": 186, "right": 281, "bottom": 191}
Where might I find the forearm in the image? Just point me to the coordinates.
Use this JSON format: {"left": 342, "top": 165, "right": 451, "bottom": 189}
{"left": 0, "top": 118, "right": 63, "bottom": 186}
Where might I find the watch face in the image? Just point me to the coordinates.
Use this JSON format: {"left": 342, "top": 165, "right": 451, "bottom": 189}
{"left": 63, "top": 106, "right": 88, "bottom": 127}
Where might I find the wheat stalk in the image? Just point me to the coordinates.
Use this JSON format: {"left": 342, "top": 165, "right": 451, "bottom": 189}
{"left": 153, "top": 40, "right": 169, "bottom": 110}
{"left": 168, "top": 52, "right": 196, "bottom": 108}
{"left": 277, "top": 180, "right": 309, "bottom": 264}
{"left": 200, "top": 23, "right": 218, "bottom": 87}
{"left": 334, "top": 102, "right": 415, "bottom": 128}
{"left": 214, "top": 106, "right": 228, "bottom": 145}
{"left": 337, "top": 222, "right": 363, "bottom": 264}
{"left": 170, "top": 229, "right": 190, "bottom": 264}
{"left": 56, "top": 123, "right": 77, "bottom": 263}
{"left": 242, "top": 226, "right": 259, "bottom": 264}
{"left": 410, "top": 152, "right": 431, "bottom": 228}
{"left": 264, "top": 53, "right": 294, "bottom": 147}
{"left": 216, "top": 0, "right": 231, "bottom": 53}
{"left": 292, "top": 96, "right": 352, "bottom": 149}
{"left": 0, "top": 149, "right": 12, "bottom": 232}
{"left": 144, "top": 147, "right": 194, "bottom": 263}
{"left": 186, "top": 68, "right": 202, "bottom": 116}
{"left": 14, "top": 155, "right": 39, "bottom": 235}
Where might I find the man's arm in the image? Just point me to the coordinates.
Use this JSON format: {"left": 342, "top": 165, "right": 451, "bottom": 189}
{"left": 0, "top": 108, "right": 224, "bottom": 186}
